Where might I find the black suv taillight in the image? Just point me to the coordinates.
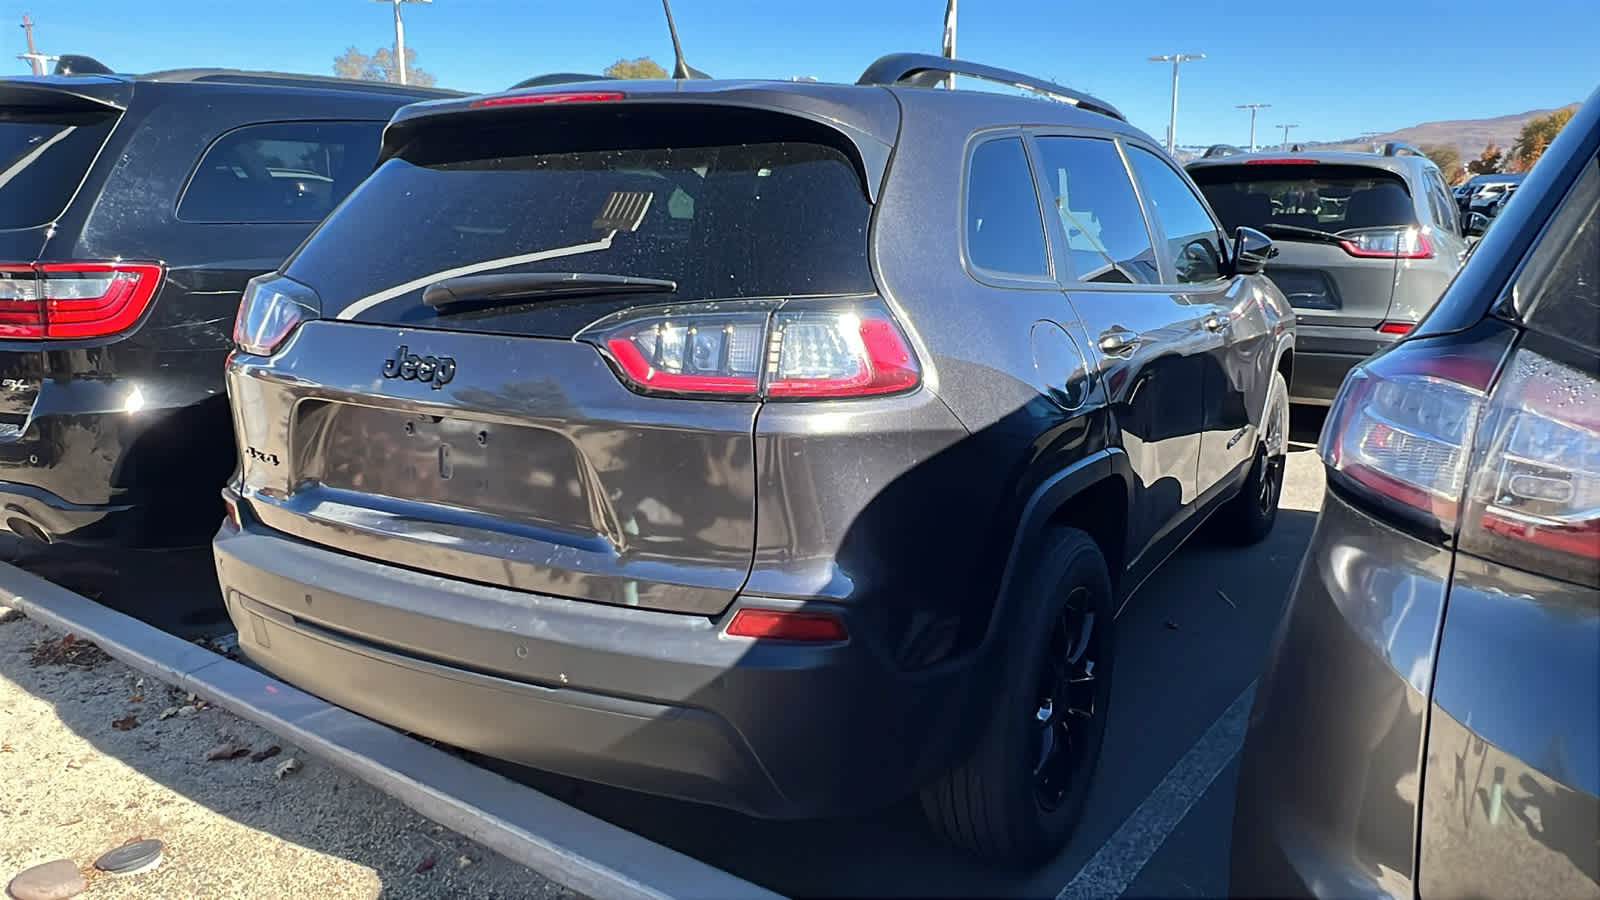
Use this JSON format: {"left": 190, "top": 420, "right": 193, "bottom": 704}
{"left": 578, "top": 297, "right": 921, "bottom": 400}
{"left": 0, "top": 261, "right": 164, "bottom": 338}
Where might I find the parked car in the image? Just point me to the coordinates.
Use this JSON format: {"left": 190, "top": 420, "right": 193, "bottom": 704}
{"left": 213, "top": 53, "right": 1296, "bottom": 866}
{"left": 1231, "top": 84, "right": 1599, "bottom": 899}
{"left": 0, "top": 62, "right": 457, "bottom": 547}
{"left": 1187, "top": 142, "right": 1469, "bottom": 404}
{"left": 1456, "top": 171, "right": 1527, "bottom": 216}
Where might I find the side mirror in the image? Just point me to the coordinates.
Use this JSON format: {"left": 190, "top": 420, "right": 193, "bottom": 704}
{"left": 1464, "top": 212, "right": 1490, "bottom": 237}
{"left": 1232, "top": 226, "right": 1275, "bottom": 276}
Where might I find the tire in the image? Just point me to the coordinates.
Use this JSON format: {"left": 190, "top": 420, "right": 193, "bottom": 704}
{"left": 921, "top": 527, "right": 1115, "bottom": 868}
{"left": 1215, "top": 371, "right": 1289, "bottom": 545}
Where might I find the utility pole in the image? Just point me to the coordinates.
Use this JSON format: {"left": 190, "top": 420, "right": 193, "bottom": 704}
{"left": 19, "top": 14, "right": 47, "bottom": 76}
{"left": 372, "top": 0, "right": 430, "bottom": 85}
{"left": 1277, "top": 123, "right": 1300, "bottom": 149}
{"left": 941, "top": 0, "right": 957, "bottom": 90}
{"left": 1236, "top": 103, "right": 1270, "bottom": 152}
{"left": 1149, "top": 53, "right": 1204, "bottom": 155}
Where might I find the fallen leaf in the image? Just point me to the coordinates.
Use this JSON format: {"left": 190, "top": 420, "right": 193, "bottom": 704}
{"left": 111, "top": 715, "right": 139, "bottom": 731}
{"left": 0, "top": 743, "right": 14, "bottom": 753}
{"left": 158, "top": 707, "right": 179, "bottom": 720}
{"left": 176, "top": 705, "right": 199, "bottom": 718}
{"left": 456, "top": 856, "right": 473, "bottom": 869}
{"left": 416, "top": 855, "right": 437, "bottom": 874}
{"left": 129, "top": 693, "right": 144, "bottom": 703}
{"left": 62, "top": 632, "right": 76, "bottom": 647}
{"left": 250, "top": 745, "right": 281, "bottom": 763}
{"left": 58, "top": 816, "right": 82, "bottom": 826}
{"left": 1217, "top": 588, "right": 1237, "bottom": 609}
{"left": 205, "top": 742, "right": 244, "bottom": 761}
{"left": 274, "top": 757, "right": 302, "bottom": 779}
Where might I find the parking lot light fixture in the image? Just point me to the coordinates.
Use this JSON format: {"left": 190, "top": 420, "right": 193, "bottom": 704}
{"left": 372, "top": 0, "right": 431, "bottom": 85}
{"left": 1236, "top": 103, "right": 1271, "bottom": 151}
{"left": 1149, "top": 53, "right": 1204, "bottom": 155}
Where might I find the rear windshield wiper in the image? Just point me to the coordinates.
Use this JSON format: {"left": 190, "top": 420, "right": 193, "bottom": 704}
{"left": 422, "top": 272, "right": 677, "bottom": 312}
{"left": 1251, "top": 223, "right": 1351, "bottom": 245}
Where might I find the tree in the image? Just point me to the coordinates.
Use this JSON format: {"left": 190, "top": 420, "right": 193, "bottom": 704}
{"left": 332, "top": 45, "right": 437, "bottom": 87}
{"left": 1420, "top": 144, "right": 1462, "bottom": 184}
{"left": 1466, "top": 142, "right": 1504, "bottom": 176}
{"left": 603, "top": 57, "right": 669, "bottom": 79}
{"left": 1511, "top": 106, "right": 1577, "bottom": 171}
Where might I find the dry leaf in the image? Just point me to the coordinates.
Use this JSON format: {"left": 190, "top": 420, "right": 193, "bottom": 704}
{"left": 176, "top": 705, "right": 199, "bottom": 718}
{"left": 205, "top": 742, "right": 244, "bottom": 761}
{"left": 158, "top": 707, "right": 179, "bottom": 720}
{"left": 58, "top": 816, "right": 83, "bottom": 826}
{"left": 456, "top": 856, "right": 473, "bottom": 869}
{"left": 274, "top": 757, "right": 302, "bottom": 779}
{"left": 250, "top": 745, "right": 281, "bottom": 763}
{"left": 111, "top": 715, "right": 139, "bottom": 731}
{"left": 0, "top": 743, "right": 14, "bottom": 753}
{"left": 129, "top": 693, "right": 144, "bottom": 703}
{"left": 415, "top": 855, "right": 437, "bottom": 874}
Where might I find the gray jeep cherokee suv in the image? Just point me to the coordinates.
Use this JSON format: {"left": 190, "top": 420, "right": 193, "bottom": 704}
{"left": 213, "top": 54, "right": 1296, "bottom": 866}
{"left": 1188, "top": 144, "right": 1467, "bottom": 404}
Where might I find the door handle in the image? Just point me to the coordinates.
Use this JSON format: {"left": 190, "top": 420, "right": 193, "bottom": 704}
{"left": 1203, "top": 314, "right": 1231, "bottom": 332}
{"left": 1098, "top": 330, "right": 1141, "bottom": 355}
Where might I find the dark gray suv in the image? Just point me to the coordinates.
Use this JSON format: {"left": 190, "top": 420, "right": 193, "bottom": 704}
{"left": 1187, "top": 144, "right": 1468, "bottom": 404}
{"left": 212, "top": 54, "right": 1295, "bottom": 866}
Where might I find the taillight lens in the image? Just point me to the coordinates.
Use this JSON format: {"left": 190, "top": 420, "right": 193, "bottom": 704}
{"left": 581, "top": 297, "right": 921, "bottom": 400}
{"left": 0, "top": 262, "right": 164, "bottom": 338}
{"left": 1339, "top": 228, "right": 1434, "bottom": 259}
{"left": 1459, "top": 346, "right": 1599, "bottom": 587}
{"left": 233, "top": 274, "right": 320, "bottom": 356}
{"left": 1319, "top": 335, "right": 1509, "bottom": 533}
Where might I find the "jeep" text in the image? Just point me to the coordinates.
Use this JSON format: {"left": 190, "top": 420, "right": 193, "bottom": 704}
{"left": 381, "top": 345, "right": 456, "bottom": 390}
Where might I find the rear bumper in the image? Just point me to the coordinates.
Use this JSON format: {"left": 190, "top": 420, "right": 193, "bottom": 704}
{"left": 213, "top": 512, "right": 985, "bottom": 819}
{"left": 0, "top": 481, "right": 135, "bottom": 544}
{"left": 1287, "top": 325, "right": 1401, "bottom": 405}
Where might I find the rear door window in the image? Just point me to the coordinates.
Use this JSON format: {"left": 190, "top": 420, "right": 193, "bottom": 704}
{"left": 0, "top": 113, "right": 118, "bottom": 229}
{"left": 1511, "top": 156, "right": 1599, "bottom": 352}
{"left": 1126, "top": 146, "right": 1226, "bottom": 284}
{"left": 178, "top": 121, "right": 383, "bottom": 224}
{"left": 965, "top": 137, "right": 1051, "bottom": 278}
{"left": 1032, "top": 136, "right": 1159, "bottom": 284}
{"left": 285, "top": 132, "right": 876, "bottom": 330}
{"left": 1192, "top": 164, "right": 1420, "bottom": 234}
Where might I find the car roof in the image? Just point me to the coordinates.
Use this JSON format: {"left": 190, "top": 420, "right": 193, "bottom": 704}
{"left": 1186, "top": 148, "right": 1431, "bottom": 178}
{"left": 0, "top": 69, "right": 463, "bottom": 104}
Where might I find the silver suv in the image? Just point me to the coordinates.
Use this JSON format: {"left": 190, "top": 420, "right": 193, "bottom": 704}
{"left": 1187, "top": 143, "right": 1468, "bottom": 404}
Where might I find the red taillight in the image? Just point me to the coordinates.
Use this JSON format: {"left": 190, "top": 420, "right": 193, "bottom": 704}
{"left": 1377, "top": 321, "right": 1414, "bottom": 335}
{"left": 0, "top": 262, "right": 163, "bottom": 339}
{"left": 220, "top": 492, "right": 241, "bottom": 532}
{"left": 470, "top": 91, "right": 626, "bottom": 107}
{"left": 725, "top": 608, "right": 848, "bottom": 643}
{"left": 1339, "top": 228, "right": 1434, "bottom": 260}
{"left": 1246, "top": 158, "right": 1320, "bottom": 165}
{"left": 583, "top": 299, "right": 921, "bottom": 400}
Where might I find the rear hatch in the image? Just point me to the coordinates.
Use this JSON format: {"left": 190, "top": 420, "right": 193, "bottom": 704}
{"left": 0, "top": 77, "right": 129, "bottom": 432}
{"left": 231, "top": 97, "right": 886, "bottom": 616}
{"left": 1193, "top": 162, "right": 1423, "bottom": 328}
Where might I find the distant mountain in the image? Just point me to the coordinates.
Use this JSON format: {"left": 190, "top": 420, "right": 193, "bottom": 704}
{"left": 1319, "top": 105, "right": 1581, "bottom": 159}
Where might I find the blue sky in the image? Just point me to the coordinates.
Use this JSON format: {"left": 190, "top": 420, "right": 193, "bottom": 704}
{"left": 10, "top": 0, "right": 1597, "bottom": 147}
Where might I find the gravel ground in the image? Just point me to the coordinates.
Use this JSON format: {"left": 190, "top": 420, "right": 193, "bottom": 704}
{"left": 0, "top": 606, "right": 573, "bottom": 900}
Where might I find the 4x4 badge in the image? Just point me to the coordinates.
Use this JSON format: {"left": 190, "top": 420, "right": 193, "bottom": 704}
{"left": 382, "top": 344, "right": 456, "bottom": 390}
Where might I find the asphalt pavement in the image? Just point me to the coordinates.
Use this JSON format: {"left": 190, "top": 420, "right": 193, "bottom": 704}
{"left": 3, "top": 408, "right": 1332, "bottom": 899}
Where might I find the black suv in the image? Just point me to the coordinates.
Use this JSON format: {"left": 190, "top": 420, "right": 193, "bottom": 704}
{"left": 0, "top": 63, "right": 456, "bottom": 547}
{"left": 213, "top": 54, "right": 1296, "bottom": 865}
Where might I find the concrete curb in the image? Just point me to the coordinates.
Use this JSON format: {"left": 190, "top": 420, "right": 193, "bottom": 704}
{"left": 0, "top": 561, "right": 783, "bottom": 900}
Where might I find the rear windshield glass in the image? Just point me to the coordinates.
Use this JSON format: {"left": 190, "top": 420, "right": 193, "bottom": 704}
{"left": 0, "top": 112, "right": 117, "bottom": 229}
{"left": 286, "top": 137, "right": 874, "bottom": 328}
{"left": 1192, "top": 164, "right": 1418, "bottom": 235}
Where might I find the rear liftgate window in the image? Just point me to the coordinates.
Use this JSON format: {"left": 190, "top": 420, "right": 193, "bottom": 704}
{"left": 287, "top": 124, "right": 876, "bottom": 337}
{"left": 1193, "top": 164, "right": 1419, "bottom": 233}
{"left": 0, "top": 112, "right": 118, "bottom": 229}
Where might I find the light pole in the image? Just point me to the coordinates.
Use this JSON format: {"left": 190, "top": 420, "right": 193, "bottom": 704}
{"left": 942, "top": 0, "right": 957, "bottom": 90}
{"left": 1276, "top": 123, "right": 1299, "bottom": 149}
{"left": 372, "top": 0, "right": 431, "bottom": 85}
{"left": 1149, "top": 53, "right": 1204, "bottom": 155}
{"left": 1236, "top": 103, "right": 1270, "bottom": 151}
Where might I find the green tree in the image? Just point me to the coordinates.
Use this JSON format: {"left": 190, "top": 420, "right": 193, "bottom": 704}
{"left": 603, "top": 56, "right": 669, "bottom": 79}
{"left": 332, "top": 45, "right": 437, "bottom": 87}
{"left": 1511, "top": 106, "right": 1577, "bottom": 171}
{"left": 1466, "top": 142, "right": 1504, "bottom": 176}
{"left": 1420, "top": 144, "right": 1463, "bottom": 184}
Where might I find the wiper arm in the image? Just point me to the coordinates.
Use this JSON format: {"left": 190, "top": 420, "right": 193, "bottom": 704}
{"left": 423, "top": 272, "right": 677, "bottom": 311}
{"left": 1253, "top": 223, "right": 1350, "bottom": 244}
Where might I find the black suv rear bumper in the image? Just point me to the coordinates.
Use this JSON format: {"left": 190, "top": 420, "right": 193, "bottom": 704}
{"left": 213, "top": 512, "right": 987, "bottom": 820}
{"left": 0, "top": 481, "right": 136, "bottom": 544}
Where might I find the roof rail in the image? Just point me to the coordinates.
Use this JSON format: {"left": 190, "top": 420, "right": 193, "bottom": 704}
{"left": 1382, "top": 141, "right": 1426, "bottom": 158}
{"left": 509, "top": 73, "right": 617, "bottom": 90}
{"left": 137, "top": 69, "right": 464, "bottom": 97}
{"left": 857, "top": 52, "right": 1125, "bottom": 121}
{"left": 1202, "top": 143, "right": 1245, "bottom": 158}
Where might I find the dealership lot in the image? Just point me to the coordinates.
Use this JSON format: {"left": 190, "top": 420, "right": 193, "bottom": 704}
{"left": 5, "top": 412, "right": 1330, "bottom": 898}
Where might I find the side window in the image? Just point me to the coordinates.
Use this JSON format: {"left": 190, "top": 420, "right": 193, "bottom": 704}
{"left": 178, "top": 121, "right": 383, "bottom": 224}
{"left": 1425, "top": 170, "right": 1457, "bottom": 233}
{"left": 965, "top": 137, "right": 1051, "bottom": 278}
{"left": 1033, "top": 136, "right": 1160, "bottom": 284}
{"left": 1514, "top": 157, "right": 1599, "bottom": 352}
{"left": 1126, "top": 146, "right": 1228, "bottom": 284}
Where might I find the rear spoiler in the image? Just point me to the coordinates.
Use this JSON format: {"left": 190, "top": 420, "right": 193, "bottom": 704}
{"left": 0, "top": 77, "right": 131, "bottom": 114}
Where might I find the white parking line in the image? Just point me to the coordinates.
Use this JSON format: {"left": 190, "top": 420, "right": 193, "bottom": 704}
{"left": 1057, "top": 680, "right": 1258, "bottom": 900}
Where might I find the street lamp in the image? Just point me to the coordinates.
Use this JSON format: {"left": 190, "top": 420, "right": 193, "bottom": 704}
{"left": 1276, "top": 123, "right": 1300, "bottom": 149}
{"left": 1148, "top": 53, "right": 1204, "bottom": 155}
{"left": 372, "top": 0, "right": 431, "bottom": 85}
{"left": 1236, "top": 103, "right": 1270, "bottom": 152}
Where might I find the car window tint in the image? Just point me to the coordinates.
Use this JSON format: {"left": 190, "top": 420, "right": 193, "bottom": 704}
{"left": 1033, "top": 136, "right": 1159, "bottom": 284}
{"left": 1513, "top": 157, "right": 1600, "bottom": 352}
{"left": 1193, "top": 164, "right": 1421, "bottom": 234}
{"left": 1126, "top": 147, "right": 1226, "bottom": 284}
{"left": 178, "top": 121, "right": 382, "bottom": 224}
{"left": 1426, "top": 170, "right": 1457, "bottom": 233}
{"left": 0, "top": 113, "right": 119, "bottom": 229}
{"left": 965, "top": 137, "right": 1050, "bottom": 278}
